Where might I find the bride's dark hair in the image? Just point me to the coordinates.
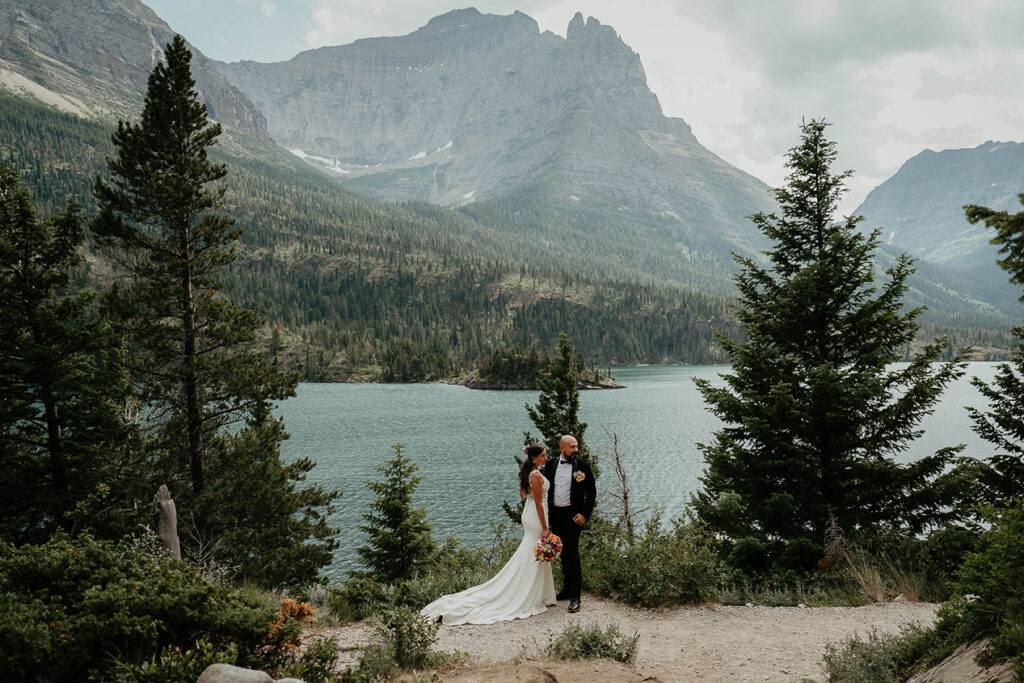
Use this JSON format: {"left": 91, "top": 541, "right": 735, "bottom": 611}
{"left": 519, "top": 443, "right": 546, "bottom": 493}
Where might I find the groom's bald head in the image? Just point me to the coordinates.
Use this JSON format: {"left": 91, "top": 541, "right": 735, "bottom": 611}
{"left": 559, "top": 435, "right": 579, "bottom": 459}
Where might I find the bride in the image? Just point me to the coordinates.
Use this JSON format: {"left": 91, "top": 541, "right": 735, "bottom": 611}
{"left": 420, "top": 443, "right": 557, "bottom": 625}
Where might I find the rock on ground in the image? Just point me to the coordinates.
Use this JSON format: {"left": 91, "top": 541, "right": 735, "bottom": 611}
{"left": 907, "top": 640, "right": 1015, "bottom": 683}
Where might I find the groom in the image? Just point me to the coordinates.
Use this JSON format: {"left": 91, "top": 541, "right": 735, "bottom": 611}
{"left": 545, "top": 434, "right": 596, "bottom": 614}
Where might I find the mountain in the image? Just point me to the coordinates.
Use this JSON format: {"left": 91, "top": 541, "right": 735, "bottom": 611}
{"left": 0, "top": 0, "right": 1018, "bottom": 375}
{"left": 0, "top": 0, "right": 268, "bottom": 138}
{"left": 215, "top": 9, "right": 771, "bottom": 257}
{"left": 855, "top": 140, "right": 1024, "bottom": 269}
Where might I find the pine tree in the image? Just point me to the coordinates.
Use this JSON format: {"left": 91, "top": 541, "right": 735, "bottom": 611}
{"left": 524, "top": 333, "right": 595, "bottom": 475}
{"left": 356, "top": 444, "right": 435, "bottom": 581}
{"left": 694, "top": 119, "right": 967, "bottom": 573}
{"left": 92, "top": 36, "right": 336, "bottom": 584}
{"left": 963, "top": 196, "right": 1024, "bottom": 504}
{"left": 0, "top": 164, "right": 128, "bottom": 542}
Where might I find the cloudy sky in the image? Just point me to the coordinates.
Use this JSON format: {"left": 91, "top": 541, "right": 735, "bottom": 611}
{"left": 146, "top": 0, "right": 1024, "bottom": 213}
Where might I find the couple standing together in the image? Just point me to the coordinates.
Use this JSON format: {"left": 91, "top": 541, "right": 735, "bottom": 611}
{"left": 421, "top": 435, "right": 597, "bottom": 625}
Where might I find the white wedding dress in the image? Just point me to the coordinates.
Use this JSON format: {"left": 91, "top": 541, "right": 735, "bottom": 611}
{"left": 420, "top": 475, "right": 556, "bottom": 625}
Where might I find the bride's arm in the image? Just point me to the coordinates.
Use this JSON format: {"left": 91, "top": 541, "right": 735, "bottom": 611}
{"left": 529, "top": 470, "right": 549, "bottom": 537}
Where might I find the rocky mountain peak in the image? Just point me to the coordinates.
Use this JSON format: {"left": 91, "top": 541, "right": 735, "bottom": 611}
{"left": 0, "top": 0, "right": 269, "bottom": 138}
{"left": 423, "top": 7, "right": 537, "bottom": 33}
{"left": 215, "top": 8, "right": 768, "bottom": 244}
{"left": 855, "top": 139, "right": 1024, "bottom": 266}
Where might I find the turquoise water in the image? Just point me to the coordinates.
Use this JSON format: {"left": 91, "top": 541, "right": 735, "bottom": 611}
{"left": 276, "top": 364, "right": 1001, "bottom": 580}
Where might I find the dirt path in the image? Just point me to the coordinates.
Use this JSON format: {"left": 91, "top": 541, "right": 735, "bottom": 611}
{"left": 316, "top": 595, "right": 938, "bottom": 682}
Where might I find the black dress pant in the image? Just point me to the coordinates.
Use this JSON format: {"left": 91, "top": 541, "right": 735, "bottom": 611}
{"left": 550, "top": 505, "right": 582, "bottom": 600}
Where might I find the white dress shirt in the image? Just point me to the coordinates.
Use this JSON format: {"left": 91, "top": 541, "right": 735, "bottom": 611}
{"left": 553, "top": 458, "right": 573, "bottom": 508}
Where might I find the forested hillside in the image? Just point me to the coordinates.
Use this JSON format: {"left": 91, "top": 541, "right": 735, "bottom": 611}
{"left": 0, "top": 90, "right": 739, "bottom": 379}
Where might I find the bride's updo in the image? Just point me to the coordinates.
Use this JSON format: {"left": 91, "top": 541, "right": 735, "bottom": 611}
{"left": 519, "top": 443, "right": 546, "bottom": 493}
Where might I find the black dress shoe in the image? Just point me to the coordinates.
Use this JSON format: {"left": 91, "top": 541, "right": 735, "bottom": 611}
{"left": 555, "top": 591, "right": 569, "bottom": 601}
{"left": 568, "top": 599, "right": 581, "bottom": 613}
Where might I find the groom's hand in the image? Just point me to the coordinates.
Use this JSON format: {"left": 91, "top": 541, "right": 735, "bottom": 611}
{"left": 573, "top": 514, "right": 586, "bottom": 526}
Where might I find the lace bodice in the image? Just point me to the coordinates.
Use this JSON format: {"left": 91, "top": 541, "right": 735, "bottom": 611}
{"left": 525, "top": 472, "right": 549, "bottom": 502}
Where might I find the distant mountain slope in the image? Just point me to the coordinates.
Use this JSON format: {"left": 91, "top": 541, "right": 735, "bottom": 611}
{"left": 0, "top": 1, "right": 1018, "bottom": 369}
{"left": 0, "top": 86, "right": 746, "bottom": 380}
{"left": 855, "top": 140, "right": 1024, "bottom": 268}
{"left": 216, "top": 9, "right": 772, "bottom": 256}
{"left": 0, "top": 0, "right": 268, "bottom": 138}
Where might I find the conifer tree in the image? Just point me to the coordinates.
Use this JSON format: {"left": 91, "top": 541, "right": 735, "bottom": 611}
{"left": 525, "top": 333, "right": 595, "bottom": 475}
{"left": 0, "top": 165, "right": 128, "bottom": 542}
{"left": 963, "top": 196, "right": 1024, "bottom": 504}
{"left": 356, "top": 444, "right": 435, "bottom": 581}
{"left": 92, "top": 35, "right": 336, "bottom": 584}
{"left": 694, "top": 119, "right": 967, "bottom": 573}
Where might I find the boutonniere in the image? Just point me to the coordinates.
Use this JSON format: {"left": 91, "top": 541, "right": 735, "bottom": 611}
{"left": 573, "top": 471, "right": 585, "bottom": 482}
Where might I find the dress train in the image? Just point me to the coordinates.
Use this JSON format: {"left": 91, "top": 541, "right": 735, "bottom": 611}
{"left": 420, "top": 476, "right": 556, "bottom": 625}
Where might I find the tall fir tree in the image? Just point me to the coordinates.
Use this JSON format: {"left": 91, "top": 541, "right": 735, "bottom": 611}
{"left": 0, "top": 164, "right": 129, "bottom": 543}
{"left": 92, "top": 35, "right": 336, "bottom": 585}
{"left": 356, "top": 444, "right": 435, "bottom": 582}
{"left": 524, "top": 333, "right": 595, "bottom": 475}
{"left": 504, "top": 333, "right": 597, "bottom": 524}
{"left": 694, "top": 119, "right": 967, "bottom": 573}
{"left": 963, "top": 196, "right": 1024, "bottom": 505}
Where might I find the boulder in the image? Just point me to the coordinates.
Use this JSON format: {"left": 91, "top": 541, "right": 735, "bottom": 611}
{"left": 907, "top": 640, "right": 1015, "bottom": 683}
{"left": 195, "top": 663, "right": 305, "bottom": 683}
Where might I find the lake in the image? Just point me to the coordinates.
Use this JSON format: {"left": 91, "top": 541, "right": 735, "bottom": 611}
{"left": 276, "top": 363, "right": 1002, "bottom": 581}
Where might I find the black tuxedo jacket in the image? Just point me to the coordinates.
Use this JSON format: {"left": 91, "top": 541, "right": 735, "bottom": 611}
{"left": 545, "top": 456, "right": 597, "bottom": 520}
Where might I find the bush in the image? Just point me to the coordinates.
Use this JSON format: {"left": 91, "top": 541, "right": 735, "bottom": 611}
{"left": 822, "top": 623, "right": 933, "bottom": 683}
{"left": 0, "top": 533, "right": 325, "bottom": 681}
{"left": 343, "top": 605, "right": 461, "bottom": 681}
{"left": 581, "top": 512, "right": 718, "bottom": 606}
{"left": 106, "top": 638, "right": 239, "bottom": 683}
{"left": 546, "top": 622, "right": 639, "bottom": 664}
{"left": 279, "top": 634, "right": 342, "bottom": 683}
{"left": 927, "top": 501, "right": 1024, "bottom": 676}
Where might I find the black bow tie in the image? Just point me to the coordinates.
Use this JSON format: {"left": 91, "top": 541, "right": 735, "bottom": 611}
{"left": 560, "top": 458, "right": 572, "bottom": 465}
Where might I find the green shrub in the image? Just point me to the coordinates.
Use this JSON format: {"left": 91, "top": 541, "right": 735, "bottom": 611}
{"left": 106, "top": 638, "right": 239, "bottom": 683}
{"left": 343, "top": 605, "right": 461, "bottom": 681}
{"left": 581, "top": 513, "right": 718, "bottom": 606}
{"left": 278, "top": 635, "right": 341, "bottom": 683}
{"left": 546, "top": 622, "right": 639, "bottom": 664}
{"left": 928, "top": 501, "right": 1024, "bottom": 676}
{"left": 377, "top": 605, "right": 439, "bottom": 670}
{"left": 822, "top": 623, "right": 933, "bottom": 683}
{"left": 727, "top": 536, "right": 769, "bottom": 574}
{"left": 0, "top": 534, "right": 288, "bottom": 681}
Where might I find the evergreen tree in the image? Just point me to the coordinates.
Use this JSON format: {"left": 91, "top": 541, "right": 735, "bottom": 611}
{"left": 92, "top": 35, "right": 336, "bottom": 584}
{"left": 963, "top": 196, "right": 1024, "bottom": 504}
{"left": 0, "top": 165, "right": 130, "bottom": 543}
{"left": 356, "top": 444, "right": 435, "bottom": 581}
{"left": 524, "top": 333, "right": 596, "bottom": 475}
{"left": 694, "top": 119, "right": 967, "bottom": 573}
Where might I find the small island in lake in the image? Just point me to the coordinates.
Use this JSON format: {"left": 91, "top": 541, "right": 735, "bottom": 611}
{"left": 456, "top": 344, "right": 623, "bottom": 390}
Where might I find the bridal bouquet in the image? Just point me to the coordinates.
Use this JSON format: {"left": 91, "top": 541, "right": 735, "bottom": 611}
{"left": 534, "top": 533, "right": 562, "bottom": 562}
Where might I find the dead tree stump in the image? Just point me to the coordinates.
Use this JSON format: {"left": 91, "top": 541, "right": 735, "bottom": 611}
{"left": 153, "top": 484, "right": 181, "bottom": 560}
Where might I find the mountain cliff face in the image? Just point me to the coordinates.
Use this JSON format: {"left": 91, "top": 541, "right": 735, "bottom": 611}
{"left": 854, "top": 140, "right": 1024, "bottom": 268}
{"left": 216, "top": 9, "right": 770, "bottom": 247}
{"left": 0, "top": 0, "right": 268, "bottom": 138}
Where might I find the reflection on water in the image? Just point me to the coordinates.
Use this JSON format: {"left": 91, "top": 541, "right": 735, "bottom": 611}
{"left": 276, "top": 363, "right": 1001, "bottom": 580}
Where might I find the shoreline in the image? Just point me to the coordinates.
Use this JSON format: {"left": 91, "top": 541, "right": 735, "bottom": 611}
{"left": 301, "top": 358, "right": 1011, "bottom": 386}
